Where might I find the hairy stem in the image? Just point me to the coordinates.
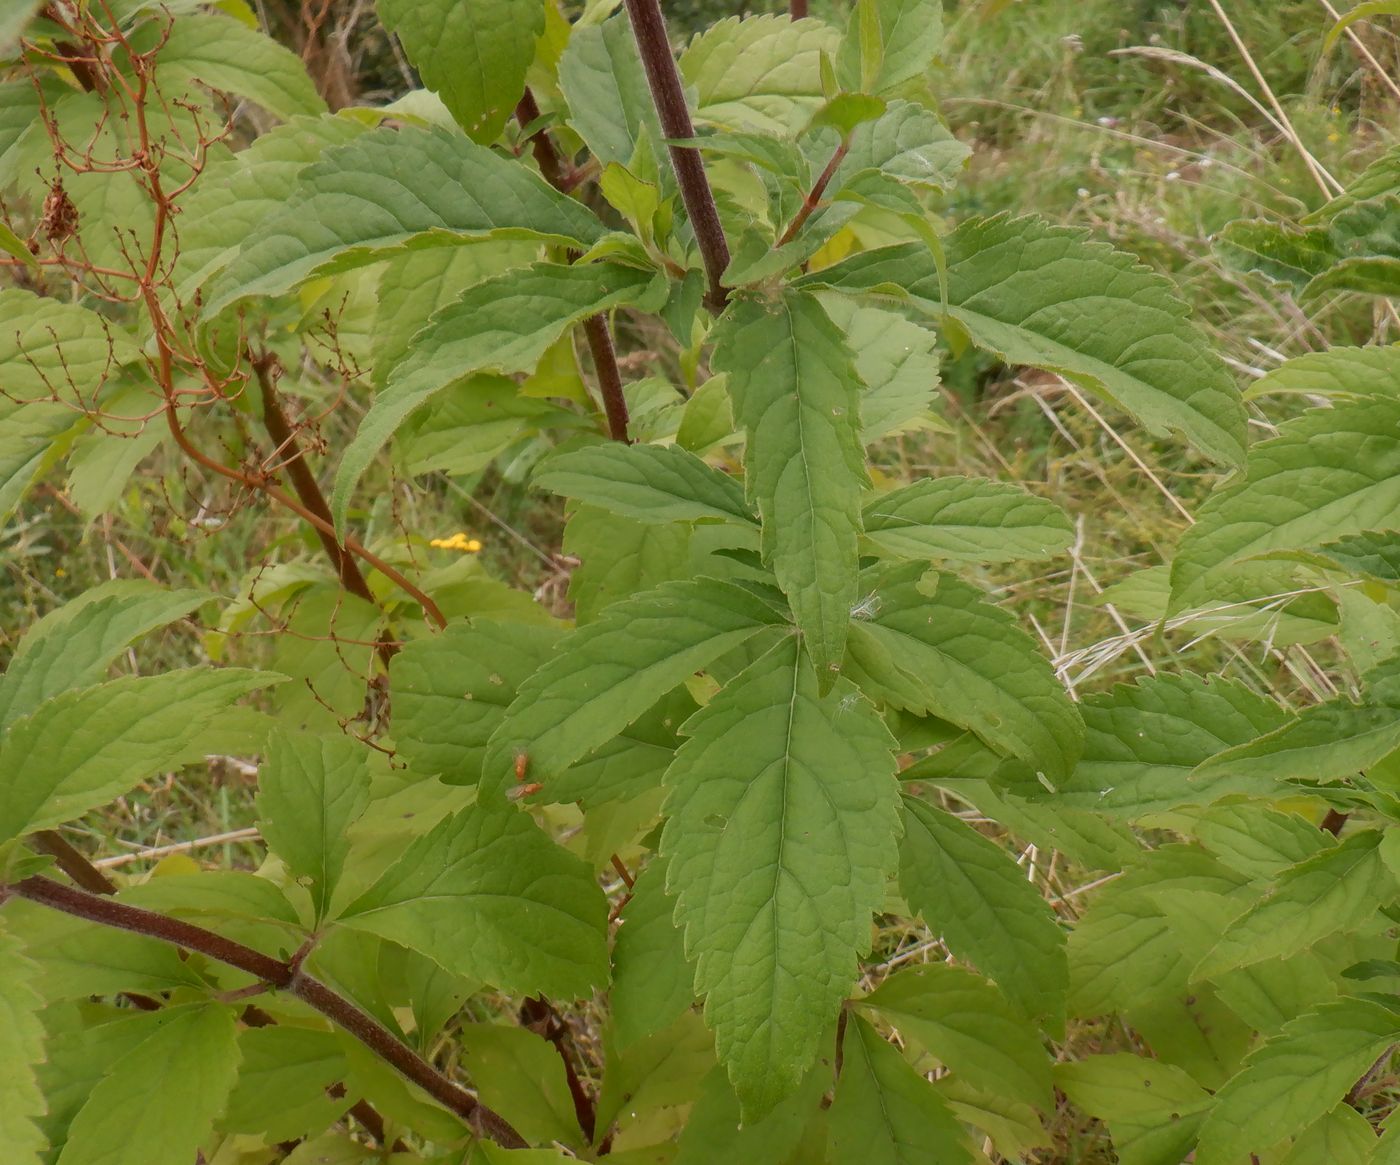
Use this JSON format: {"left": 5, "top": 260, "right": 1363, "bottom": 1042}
{"left": 623, "top": 0, "right": 731, "bottom": 312}
{"left": 7, "top": 875, "right": 528, "bottom": 1149}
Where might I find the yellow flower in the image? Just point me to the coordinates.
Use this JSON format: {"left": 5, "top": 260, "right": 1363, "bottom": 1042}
{"left": 430, "top": 532, "right": 483, "bottom": 553}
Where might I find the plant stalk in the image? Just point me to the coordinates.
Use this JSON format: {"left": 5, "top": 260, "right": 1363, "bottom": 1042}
{"left": 623, "top": 0, "right": 731, "bottom": 312}
{"left": 7, "top": 875, "right": 528, "bottom": 1149}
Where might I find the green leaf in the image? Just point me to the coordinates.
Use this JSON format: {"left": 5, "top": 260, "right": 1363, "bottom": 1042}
{"left": 130, "top": 13, "right": 325, "bottom": 120}
{"left": 596, "top": 1009, "right": 715, "bottom": 1141}
{"left": 828, "top": 1014, "right": 975, "bottom": 1165}
{"left": 805, "top": 215, "right": 1246, "bottom": 468}
{"left": 611, "top": 859, "right": 695, "bottom": 1048}
{"left": 1282, "top": 1106, "right": 1376, "bottom": 1165}
{"left": 332, "top": 261, "right": 659, "bottom": 531}
{"left": 256, "top": 730, "right": 372, "bottom": 922}
{"left": 662, "top": 635, "right": 900, "bottom": 1118}
{"left": 898, "top": 795, "right": 1067, "bottom": 1025}
{"left": 846, "top": 565, "right": 1082, "bottom": 783}
{"left": 1213, "top": 218, "right": 1333, "bottom": 292}
{"left": 0, "top": 1, "right": 43, "bottom": 52}
{"left": 219, "top": 1026, "right": 349, "bottom": 1143}
{"left": 1194, "top": 831, "right": 1398, "bottom": 979}
{"left": 1191, "top": 804, "right": 1332, "bottom": 880}
{"left": 680, "top": 15, "right": 840, "bottom": 134}
{"left": 338, "top": 798, "right": 609, "bottom": 998}
{"left": 858, "top": 963, "right": 1053, "bottom": 1110}
{"left": 1194, "top": 999, "right": 1400, "bottom": 1165}
{"left": 565, "top": 506, "right": 693, "bottom": 623}
{"left": 1326, "top": 0, "right": 1400, "bottom": 48}
{"left": 836, "top": 0, "right": 943, "bottom": 94}
{"left": 836, "top": 100, "right": 969, "bottom": 193}
{"left": 206, "top": 126, "right": 604, "bottom": 314}
{"left": 1054, "top": 1054, "right": 1211, "bottom": 1165}
{"left": 559, "top": 13, "right": 663, "bottom": 168}
{"left": 1253, "top": 343, "right": 1400, "bottom": 401}
{"left": 1053, "top": 673, "right": 1290, "bottom": 817}
{"left": 711, "top": 292, "right": 868, "bottom": 682}
{"left": 0, "top": 668, "right": 276, "bottom": 844}
{"left": 0, "top": 923, "right": 46, "bottom": 1165}
{"left": 0, "top": 581, "right": 209, "bottom": 730}
{"left": 0, "top": 289, "right": 139, "bottom": 403}
{"left": 818, "top": 295, "right": 943, "bottom": 442}
{"left": 674, "top": 1062, "right": 830, "bottom": 1164}
{"left": 862, "top": 476, "right": 1072, "bottom": 564}
{"left": 1169, "top": 394, "right": 1400, "bottom": 611}
{"left": 1314, "top": 528, "right": 1400, "bottom": 580}
{"left": 457, "top": 1024, "right": 585, "bottom": 1147}
{"left": 391, "top": 619, "right": 562, "bottom": 784}
{"left": 57, "top": 1004, "right": 241, "bottom": 1165}
{"left": 535, "top": 443, "right": 756, "bottom": 527}
{"left": 377, "top": 0, "right": 542, "bottom": 142}
{"left": 482, "top": 577, "right": 784, "bottom": 794}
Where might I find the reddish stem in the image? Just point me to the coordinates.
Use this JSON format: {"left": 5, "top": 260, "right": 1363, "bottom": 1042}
{"left": 776, "top": 138, "right": 850, "bottom": 248}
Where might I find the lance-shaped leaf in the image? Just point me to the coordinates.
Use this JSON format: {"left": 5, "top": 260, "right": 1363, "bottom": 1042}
{"left": 829, "top": 1015, "right": 976, "bottom": 1165}
{"left": 1051, "top": 673, "right": 1291, "bottom": 818}
{"left": 1194, "top": 831, "right": 1398, "bottom": 979}
{"left": 1170, "top": 394, "right": 1400, "bottom": 610}
{"left": 1194, "top": 999, "right": 1400, "bottom": 1165}
{"left": 256, "top": 730, "right": 372, "bottom": 922}
{"left": 662, "top": 636, "right": 901, "bottom": 1118}
{"left": 803, "top": 215, "right": 1246, "bottom": 468}
{"left": 378, "top": 0, "right": 542, "bottom": 143}
{"left": 559, "top": 13, "right": 663, "bottom": 168}
{"left": 131, "top": 13, "right": 325, "bottom": 120}
{"left": 1244, "top": 343, "right": 1400, "bottom": 401}
{"left": 835, "top": 0, "right": 944, "bottom": 95}
{"left": 857, "top": 963, "right": 1053, "bottom": 1110}
{"left": 206, "top": 126, "right": 605, "bottom": 314}
{"left": 1055, "top": 1054, "right": 1211, "bottom": 1165}
{"left": 898, "top": 796, "right": 1067, "bottom": 1025}
{"left": 57, "top": 1004, "right": 241, "bottom": 1165}
{"left": 0, "top": 925, "right": 45, "bottom": 1165}
{"left": 845, "top": 565, "right": 1081, "bottom": 782}
{"left": 0, "top": 580, "right": 209, "bottom": 730}
{"left": 534, "top": 443, "right": 756, "bottom": 527}
{"left": 338, "top": 799, "right": 608, "bottom": 998}
{"left": 391, "top": 620, "right": 562, "bottom": 783}
{"left": 482, "top": 577, "right": 784, "bottom": 795}
{"left": 0, "top": 668, "right": 276, "bottom": 844}
{"left": 611, "top": 860, "right": 696, "bottom": 1048}
{"left": 711, "top": 292, "right": 867, "bottom": 682}
{"left": 862, "top": 476, "right": 1072, "bottom": 564}
{"left": 1191, "top": 804, "right": 1332, "bottom": 881}
{"left": 332, "top": 261, "right": 660, "bottom": 531}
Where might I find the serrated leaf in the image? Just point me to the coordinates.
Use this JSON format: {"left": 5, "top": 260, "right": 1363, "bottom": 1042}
{"left": 711, "top": 292, "right": 867, "bottom": 682}
{"left": 534, "top": 443, "right": 755, "bottom": 526}
{"left": 338, "top": 798, "right": 608, "bottom": 998}
{"left": 391, "top": 619, "right": 562, "bottom": 783}
{"left": 1282, "top": 1105, "right": 1376, "bottom": 1165}
{"left": 130, "top": 13, "right": 324, "bottom": 120}
{"left": 818, "top": 295, "right": 943, "bottom": 442}
{"left": 611, "top": 860, "right": 695, "bottom": 1048}
{"left": 596, "top": 1009, "right": 715, "bottom": 1140}
{"left": 0, "top": 581, "right": 209, "bottom": 730}
{"left": 0, "top": 668, "right": 277, "bottom": 844}
{"left": 457, "top": 1024, "right": 584, "bottom": 1148}
{"left": 662, "top": 635, "right": 900, "bottom": 1118}
{"left": 206, "top": 126, "right": 604, "bottom": 314}
{"left": 377, "top": 0, "right": 542, "bottom": 142}
{"left": 1170, "top": 394, "right": 1400, "bottom": 611}
{"left": 0, "top": 288, "right": 139, "bottom": 403}
{"left": 0, "top": 923, "right": 47, "bottom": 1165}
{"left": 1246, "top": 344, "right": 1400, "bottom": 401}
{"left": 1054, "top": 1054, "right": 1210, "bottom": 1165}
{"left": 1194, "top": 998, "right": 1400, "bottom": 1165}
{"left": 256, "top": 730, "right": 372, "bottom": 922}
{"left": 565, "top": 506, "right": 693, "bottom": 623}
{"left": 804, "top": 215, "right": 1246, "bottom": 467}
{"left": 858, "top": 963, "right": 1053, "bottom": 1110}
{"left": 1191, "top": 804, "right": 1332, "bottom": 880}
{"left": 1052, "top": 674, "right": 1290, "bottom": 817}
{"left": 898, "top": 795, "right": 1067, "bottom": 1024}
{"left": 674, "top": 1062, "right": 829, "bottom": 1164}
{"left": 57, "top": 1004, "right": 241, "bottom": 1165}
{"left": 332, "top": 261, "right": 659, "bottom": 530}
{"left": 680, "top": 15, "right": 840, "bottom": 134}
{"left": 828, "top": 1014, "right": 975, "bottom": 1165}
{"left": 1213, "top": 218, "right": 1333, "bottom": 291}
{"left": 1194, "top": 831, "right": 1397, "bottom": 979}
{"left": 219, "top": 1026, "right": 350, "bottom": 1143}
{"left": 862, "top": 476, "right": 1072, "bottom": 564}
{"left": 559, "top": 13, "right": 663, "bottom": 167}
{"left": 482, "top": 577, "right": 784, "bottom": 795}
{"left": 835, "top": 0, "right": 943, "bottom": 94}
{"left": 846, "top": 565, "right": 1082, "bottom": 782}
